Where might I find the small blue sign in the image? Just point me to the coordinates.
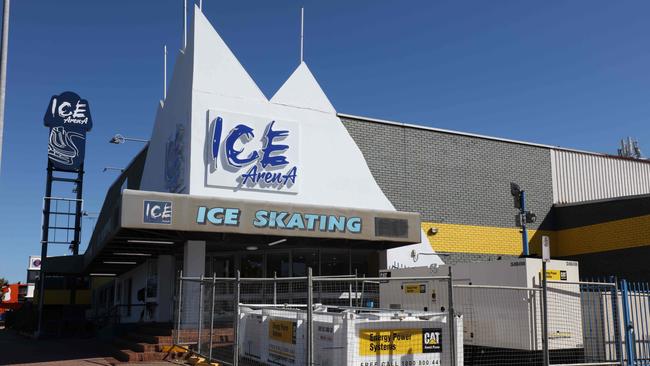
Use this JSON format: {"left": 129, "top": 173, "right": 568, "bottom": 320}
{"left": 143, "top": 200, "right": 172, "bottom": 224}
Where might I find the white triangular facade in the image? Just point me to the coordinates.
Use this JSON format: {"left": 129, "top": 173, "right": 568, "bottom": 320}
{"left": 140, "top": 6, "right": 442, "bottom": 267}
{"left": 271, "top": 62, "right": 335, "bottom": 114}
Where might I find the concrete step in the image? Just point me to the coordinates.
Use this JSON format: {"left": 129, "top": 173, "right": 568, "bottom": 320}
{"left": 173, "top": 328, "right": 235, "bottom": 343}
{"left": 113, "top": 348, "right": 139, "bottom": 362}
{"left": 124, "top": 332, "right": 174, "bottom": 345}
{"left": 113, "top": 337, "right": 159, "bottom": 353}
{"left": 112, "top": 348, "right": 168, "bottom": 363}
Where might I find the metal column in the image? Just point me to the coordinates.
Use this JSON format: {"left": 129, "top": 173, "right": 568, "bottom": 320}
{"left": 542, "top": 260, "right": 550, "bottom": 366}
{"left": 307, "top": 267, "right": 314, "bottom": 366}
{"left": 197, "top": 275, "right": 204, "bottom": 355}
{"left": 0, "top": 0, "right": 10, "bottom": 172}
{"left": 175, "top": 270, "right": 183, "bottom": 345}
{"left": 36, "top": 162, "right": 53, "bottom": 336}
{"left": 447, "top": 267, "right": 457, "bottom": 366}
{"left": 520, "top": 190, "right": 529, "bottom": 256}
{"left": 208, "top": 274, "right": 216, "bottom": 361}
{"left": 233, "top": 270, "right": 241, "bottom": 366}
{"left": 610, "top": 277, "right": 624, "bottom": 366}
{"left": 622, "top": 280, "right": 636, "bottom": 365}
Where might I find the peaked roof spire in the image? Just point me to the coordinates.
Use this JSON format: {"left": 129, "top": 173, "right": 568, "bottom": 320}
{"left": 271, "top": 62, "right": 335, "bottom": 114}
{"left": 300, "top": 7, "right": 304, "bottom": 63}
{"left": 191, "top": 5, "right": 267, "bottom": 102}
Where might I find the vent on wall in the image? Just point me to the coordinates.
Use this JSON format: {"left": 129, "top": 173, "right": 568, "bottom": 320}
{"left": 375, "top": 217, "right": 409, "bottom": 238}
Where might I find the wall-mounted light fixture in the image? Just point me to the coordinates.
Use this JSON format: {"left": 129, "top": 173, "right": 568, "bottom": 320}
{"left": 268, "top": 238, "right": 287, "bottom": 247}
{"left": 102, "top": 166, "right": 125, "bottom": 173}
{"left": 428, "top": 227, "right": 438, "bottom": 235}
{"left": 411, "top": 250, "right": 450, "bottom": 263}
{"left": 109, "top": 134, "right": 149, "bottom": 145}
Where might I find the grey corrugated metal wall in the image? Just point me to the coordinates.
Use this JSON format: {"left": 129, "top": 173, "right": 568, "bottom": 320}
{"left": 551, "top": 149, "right": 650, "bottom": 204}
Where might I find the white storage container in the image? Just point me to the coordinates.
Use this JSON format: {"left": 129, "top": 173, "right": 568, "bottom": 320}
{"left": 315, "top": 311, "right": 463, "bottom": 366}
{"left": 239, "top": 307, "right": 463, "bottom": 365}
{"left": 380, "top": 258, "right": 582, "bottom": 351}
{"left": 239, "top": 307, "right": 308, "bottom": 365}
{"left": 239, "top": 307, "right": 267, "bottom": 362}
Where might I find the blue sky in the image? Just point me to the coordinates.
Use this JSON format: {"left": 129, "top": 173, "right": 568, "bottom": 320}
{"left": 1, "top": 1, "right": 649, "bottom": 282}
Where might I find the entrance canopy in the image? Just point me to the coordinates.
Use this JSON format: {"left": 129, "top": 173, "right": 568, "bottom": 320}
{"left": 82, "top": 189, "right": 421, "bottom": 275}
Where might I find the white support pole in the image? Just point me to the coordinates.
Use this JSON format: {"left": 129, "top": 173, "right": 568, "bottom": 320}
{"left": 0, "top": 0, "right": 10, "bottom": 173}
{"left": 163, "top": 45, "right": 167, "bottom": 100}
{"left": 199, "top": 0, "right": 203, "bottom": 10}
{"left": 183, "top": 0, "right": 187, "bottom": 50}
{"left": 300, "top": 7, "right": 304, "bottom": 63}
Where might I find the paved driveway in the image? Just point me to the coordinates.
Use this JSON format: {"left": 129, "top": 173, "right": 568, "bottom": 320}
{"left": 0, "top": 328, "right": 172, "bottom": 366}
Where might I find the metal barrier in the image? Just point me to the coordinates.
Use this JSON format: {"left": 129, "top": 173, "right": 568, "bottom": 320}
{"left": 620, "top": 280, "right": 650, "bottom": 366}
{"left": 173, "top": 271, "right": 635, "bottom": 366}
{"left": 453, "top": 279, "right": 622, "bottom": 366}
{"left": 548, "top": 280, "right": 622, "bottom": 366}
{"left": 174, "top": 269, "right": 456, "bottom": 366}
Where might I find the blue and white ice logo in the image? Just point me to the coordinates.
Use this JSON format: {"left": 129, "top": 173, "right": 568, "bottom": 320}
{"left": 207, "top": 112, "right": 299, "bottom": 193}
{"left": 43, "top": 91, "right": 93, "bottom": 172}
{"left": 143, "top": 200, "right": 172, "bottom": 224}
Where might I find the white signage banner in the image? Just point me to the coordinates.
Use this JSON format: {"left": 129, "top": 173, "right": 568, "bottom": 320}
{"left": 28, "top": 255, "right": 42, "bottom": 271}
{"left": 206, "top": 110, "right": 300, "bottom": 193}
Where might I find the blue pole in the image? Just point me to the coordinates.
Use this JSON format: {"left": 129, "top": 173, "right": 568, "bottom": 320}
{"left": 521, "top": 190, "right": 529, "bottom": 256}
{"left": 622, "top": 280, "right": 636, "bottom": 365}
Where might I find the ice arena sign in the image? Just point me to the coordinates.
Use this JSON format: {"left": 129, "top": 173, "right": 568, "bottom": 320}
{"left": 118, "top": 190, "right": 421, "bottom": 243}
{"left": 207, "top": 110, "right": 299, "bottom": 193}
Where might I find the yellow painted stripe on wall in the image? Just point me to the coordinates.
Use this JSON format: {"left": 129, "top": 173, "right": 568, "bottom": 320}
{"left": 421, "top": 222, "right": 555, "bottom": 256}
{"left": 556, "top": 214, "right": 650, "bottom": 256}
{"left": 43, "top": 290, "right": 91, "bottom": 305}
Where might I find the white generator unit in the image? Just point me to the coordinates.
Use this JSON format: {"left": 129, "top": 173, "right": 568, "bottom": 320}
{"left": 380, "top": 258, "right": 582, "bottom": 351}
{"left": 239, "top": 306, "right": 464, "bottom": 365}
{"left": 239, "top": 307, "right": 308, "bottom": 365}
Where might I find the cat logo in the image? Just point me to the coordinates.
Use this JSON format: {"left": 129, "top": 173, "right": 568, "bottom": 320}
{"left": 422, "top": 328, "right": 442, "bottom": 353}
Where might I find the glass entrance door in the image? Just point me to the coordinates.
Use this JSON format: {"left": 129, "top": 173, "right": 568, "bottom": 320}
{"left": 211, "top": 256, "right": 234, "bottom": 277}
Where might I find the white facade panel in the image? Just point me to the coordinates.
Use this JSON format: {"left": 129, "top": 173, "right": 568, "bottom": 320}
{"left": 551, "top": 149, "right": 650, "bottom": 204}
{"left": 137, "top": 6, "right": 443, "bottom": 269}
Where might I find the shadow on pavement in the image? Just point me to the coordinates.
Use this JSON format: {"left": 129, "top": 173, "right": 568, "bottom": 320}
{"left": 0, "top": 327, "right": 116, "bottom": 365}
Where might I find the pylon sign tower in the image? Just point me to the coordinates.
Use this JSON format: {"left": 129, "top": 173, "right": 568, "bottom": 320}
{"left": 37, "top": 91, "right": 92, "bottom": 335}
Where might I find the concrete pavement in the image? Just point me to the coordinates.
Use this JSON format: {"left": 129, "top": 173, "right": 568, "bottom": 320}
{"left": 0, "top": 327, "right": 173, "bottom": 366}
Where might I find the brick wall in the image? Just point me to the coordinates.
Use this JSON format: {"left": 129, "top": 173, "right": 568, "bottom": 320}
{"left": 342, "top": 115, "right": 555, "bottom": 260}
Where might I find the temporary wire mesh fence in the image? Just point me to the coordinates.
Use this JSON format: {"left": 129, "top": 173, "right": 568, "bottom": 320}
{"left": 454, "top": 279, "right": 622, "bottom": 366}
{"left": 174, "top": 271, "right": 626, "bottom": 366}
{"left": 547, "top": 280, "right": 621, "bottom": 365}
{"left": 620, "top": 279, "right": 650, "bottom": 366}
{"left": 453, "top": 284, "right": 544, "bottom": 365}
{"left": 310, "top": 274, "right": 458, "bottom": 366}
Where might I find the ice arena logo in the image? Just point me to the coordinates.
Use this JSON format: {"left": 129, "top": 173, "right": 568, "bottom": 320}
{"left": 43, "top": 91, "right": 93, "bottom": 172}
{"left": 209, "top": 114, "right": 299, "bottom": 192}
{"left": 143, "top": 200, "right": 172, "bottom": 224}
{"left": 422, "top": 328, "right": 442, "bottom": 353}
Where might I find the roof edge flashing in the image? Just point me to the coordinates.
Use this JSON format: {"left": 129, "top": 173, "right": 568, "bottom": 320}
{"left": 339, "top": 112, "right": 650, "bottom": 161}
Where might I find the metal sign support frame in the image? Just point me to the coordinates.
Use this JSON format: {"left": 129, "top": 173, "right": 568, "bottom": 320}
{"left": 36, "top": 160, "right": 85, "bottom": 337}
